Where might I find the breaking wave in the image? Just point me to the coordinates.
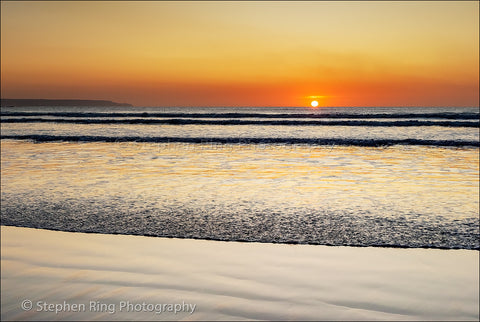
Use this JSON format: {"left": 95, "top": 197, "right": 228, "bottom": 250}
{"left": 2, "top": 118, "right": 479, "bottom": 127}
{"left": 2, "top": 134, "right": 479, "bottom": 147}
{"left": 2, "top": 111, "right": 479, "bottom": 119}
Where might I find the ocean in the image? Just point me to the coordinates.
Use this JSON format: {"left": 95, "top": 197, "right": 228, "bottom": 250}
{"left": 1, "top": 106, "right": 479, "bottom": 249}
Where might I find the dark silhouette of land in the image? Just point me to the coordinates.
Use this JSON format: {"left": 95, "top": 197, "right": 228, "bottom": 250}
{"left": 1, "top": 99, "right": 133, "bottom": 107}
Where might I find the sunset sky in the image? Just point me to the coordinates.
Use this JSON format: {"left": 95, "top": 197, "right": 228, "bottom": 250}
{"left": 1, "top": 1, "right": 478, "bottom": 107}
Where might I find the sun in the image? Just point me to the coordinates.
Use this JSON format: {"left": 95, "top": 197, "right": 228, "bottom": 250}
{"left": 310, "top": 100, "right": 319, "bottom": 108}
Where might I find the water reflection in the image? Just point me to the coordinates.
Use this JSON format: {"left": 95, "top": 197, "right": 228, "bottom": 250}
{"left": 1, "top": 140, "right": 478, "bottom": 248}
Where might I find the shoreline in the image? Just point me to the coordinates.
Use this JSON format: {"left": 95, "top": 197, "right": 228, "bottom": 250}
{"left": 1, "top": 225, "right": 479, "bottom": 321}
{"left": 1, "top": 224, "right": 479, "bottom": 251}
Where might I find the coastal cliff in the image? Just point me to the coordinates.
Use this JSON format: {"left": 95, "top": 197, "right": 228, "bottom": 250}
{"left": 1, "top": 99, "right": 133, "bottom": 107}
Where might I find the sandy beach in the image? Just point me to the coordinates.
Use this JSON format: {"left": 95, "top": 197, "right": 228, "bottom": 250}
{"left": 1, "top": 225, "right": 478, "bottom": 321}
{"left": 2, "top": 1, "right": 479, "bottom": 321}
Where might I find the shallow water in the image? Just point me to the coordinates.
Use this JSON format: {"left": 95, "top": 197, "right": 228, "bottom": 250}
{"left": 1, "top": 139, "right": 478, "bottom": 249}
{"left": 1, "top": 106, "right": 479, "bottom": 248}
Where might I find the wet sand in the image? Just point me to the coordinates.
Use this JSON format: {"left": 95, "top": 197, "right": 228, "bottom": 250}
{"left": 1, "top": 225, "right": 478, "bottom": 321}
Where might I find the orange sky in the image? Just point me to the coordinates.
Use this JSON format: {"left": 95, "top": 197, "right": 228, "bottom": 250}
{"left": 1, "top": 1, "right": 478, "bottom": 107}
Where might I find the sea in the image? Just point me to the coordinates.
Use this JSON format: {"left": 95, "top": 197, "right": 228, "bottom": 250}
{"left": 1, "top": 106, "right": 479, "bottom": 249}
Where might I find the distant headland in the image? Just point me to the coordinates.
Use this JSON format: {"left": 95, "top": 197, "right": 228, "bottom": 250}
{"left": 1, "top": 99, "right": 133, "bottom": 107}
